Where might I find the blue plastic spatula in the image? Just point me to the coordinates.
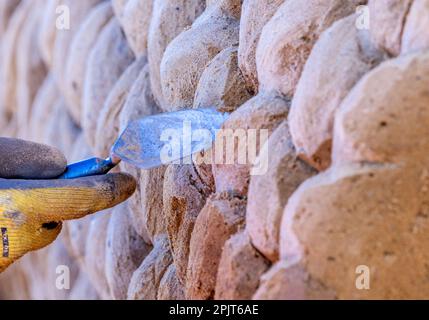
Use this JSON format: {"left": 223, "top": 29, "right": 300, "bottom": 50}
{"left": 59, "top": 108, "right": 228, "bottom": 179}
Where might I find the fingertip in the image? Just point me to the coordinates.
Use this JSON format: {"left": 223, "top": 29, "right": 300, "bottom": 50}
{"left": 99, "top": 173, "right": 137, "bottom": 206}
{"left": 0, "top": 138, "right": 67, "bottom": 179}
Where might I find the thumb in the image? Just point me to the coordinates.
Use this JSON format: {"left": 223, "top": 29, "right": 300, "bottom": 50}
{"left": 1, "top": 173, "right": 136, "bottom": 222}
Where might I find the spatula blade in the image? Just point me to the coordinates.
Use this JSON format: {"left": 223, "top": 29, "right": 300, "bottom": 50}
{"left": 112, "top": 108, "right": 229, "bottom": 169}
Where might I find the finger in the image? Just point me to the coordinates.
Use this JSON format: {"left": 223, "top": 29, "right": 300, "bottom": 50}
{"left": 0, "top": 173, "right": 136, "bottom": 221}
{"left": 0, "top": 220, "right": 62, "bottom": 272}
{"left": 0, "top": 137, "right": 67, "bottom": 179}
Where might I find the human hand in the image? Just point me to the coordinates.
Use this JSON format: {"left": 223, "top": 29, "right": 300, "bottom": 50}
{"left": 0, "top": 138, "right": 136, "bottom": 272}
